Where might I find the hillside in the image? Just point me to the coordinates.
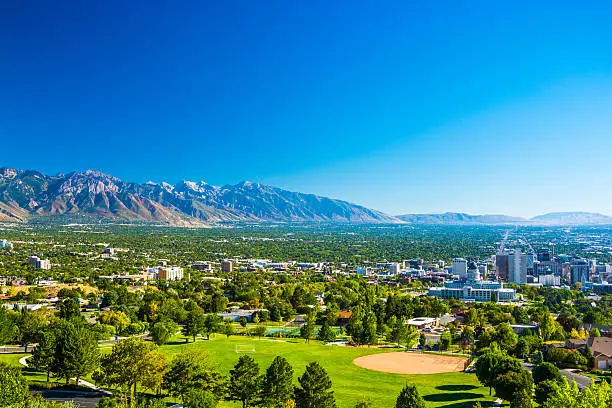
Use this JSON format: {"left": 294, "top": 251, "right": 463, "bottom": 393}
{"left": 396, "top": 212, "right": 526, "bottom": 225}
{"left": 0, "top": 167, "right": 400, "bottom": 225}
{"left": 530, "top": 212, "right": 612, "bottom": 225}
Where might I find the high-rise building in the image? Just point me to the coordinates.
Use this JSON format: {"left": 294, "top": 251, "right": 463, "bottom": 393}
{"left": 496, "top": 254, "right": 509, "bottom": 281}
{"left": 508, "top": 250, "right": 527, "bottom": 285}
{"left": 221, "top": 260, "right": 233, "bottom": 273}
{"left": 570, "top": 258, "right": 590, "bottom": 285}
{"left": 452, "top": 258, "right": 468, "bottom": 278}
{"left": 28, "top": 256, "right": 51, "bottom": 270}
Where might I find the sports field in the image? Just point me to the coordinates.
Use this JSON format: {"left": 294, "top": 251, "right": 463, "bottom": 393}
{"left": 353, "top": 352, "right": 466, "bottom": 375}
{"left": 159, "top": 336, "right": 496, "bottom": 408}
{"left": 1, "top": 337, "right": 498, "bottom": 408}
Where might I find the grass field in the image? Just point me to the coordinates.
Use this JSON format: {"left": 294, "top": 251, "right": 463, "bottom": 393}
{"left": 2, "top": 336, "right": 500, "bottom": 408}
{"left": 159, "top": 336, "right": 497, "bottom": 408}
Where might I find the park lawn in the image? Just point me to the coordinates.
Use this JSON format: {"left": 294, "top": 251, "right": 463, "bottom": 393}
{"left": 160, "top": 336, "right": 498, "bottom": 408}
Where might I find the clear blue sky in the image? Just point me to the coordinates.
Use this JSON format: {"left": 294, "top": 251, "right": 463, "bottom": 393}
{"left": 2, "top": 1, "right": 612, "bottom": 217}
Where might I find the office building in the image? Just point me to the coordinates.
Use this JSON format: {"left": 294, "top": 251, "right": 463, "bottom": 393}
{"left": 496, "top": 254, "right": 509, "bottom": 281}
{"left": 28, "top": 256, "right": 51, "bottom": 270}
{"left": 221, "top": 260, "right": 233, "bottom": 273}
{"left": 452, "top": 258, "right": 468, "bottom": 279}
{"left": 191, "top": 261, "right": 212, "bottom": 271}
{"left": 508, "top": 250, "right": 527, "bottom": 285}
{"left": 156, "top": 266, "right": 184, "bottom": 281}
{"left": 571, "top": 258, "right": 590, "bottom": 285}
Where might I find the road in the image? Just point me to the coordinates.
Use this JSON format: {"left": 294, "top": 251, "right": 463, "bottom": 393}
{"left": 522, "top": 362, "right": 593, "bottom": 389}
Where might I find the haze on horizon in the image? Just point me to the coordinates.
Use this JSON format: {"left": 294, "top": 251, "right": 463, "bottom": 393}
{"left": 2, "top": 2, "right": 612, "bottom": 219}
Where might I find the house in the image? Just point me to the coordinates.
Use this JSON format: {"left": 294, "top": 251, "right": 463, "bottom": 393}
{"left": 336, "top": 310, "right": 353, "bottom": 326}
{"left": 406, "top": 317, "right": 437, "bottom": 329}
{"left": 565, "top": 337, "right": 612, "bottom": 370}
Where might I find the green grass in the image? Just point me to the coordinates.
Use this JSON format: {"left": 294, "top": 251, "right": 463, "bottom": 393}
{"left": 160, "top": 336, "right": 497, "bottom": 408}
{"left": 2, "top": 337, "right": 500, "bottom": 408}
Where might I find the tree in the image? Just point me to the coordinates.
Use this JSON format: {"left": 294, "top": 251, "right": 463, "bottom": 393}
{"left": 493, "top": 369, "right": 533, "bottom": 403}
{"left": 251, "top": 325, "right": 267, "bottom": 340}
{"left": 300, "top": 313, "right": 316, "bottom": 344}
{"left": 360, "top": 313, "right": 378, "bottom": 346}
{"left": 532, "top": 362, "right": 562, "bottom": 384}
{"left": 510, "top": 390, "right": 533, "bottom": 408}
{"left": 184, "top": 389, "right": 218, "bottom": 408}
{"left": 99, "top": 311, "right": 130, "bottom": 334}
{"left": 31, "top": 326, "right": 57, "bottom": 383}
{"left": 19, "top": 308, "right": 50, "bottom": 352}
{"left": 202, "top": 314, "right": 221, "bottom": 340}
{"left": 150, "top": 321, "right": 172, "bottom": 346}
{"left": 295, "top": 362, "right": 336, "bottom": 408}
{"left": 57, "top": 297, "right": 81, "bottom": 320}
{"left": 183, "top": 310, "right": 206, "bottom": 342}
{"left": 354, "top": 400, "right": 371, "bottom": 408}
{"left": 535, "top": 379, "right": 560, "bottom": 406}
{"left": 394, "top": 383, "right": 425, "bottom": 408}
{"left": 419, "top": 333, "right": 426, "bottom": 350}
{"left": 0, "top": 306, "right": 19, "bottom": 345}
{"left": 54, "top": 321, "right": 100, "bottom": 385}
{"left": 229, "top": 355, "right": 261, "bottom": 408}
{"left": 0, "top": 362, "right": 29, "bottom": 407}
{"left": 589, "top": 327, "right": 601, "bottom": 337}
{"left": 439, "top": 331, "right": 452, "bottom": 351}
{"left": 221, "top": 318, "right": 236, "bottom": 338}
{"left": 262, "top": 356, "right": 294, "bottom": 408}
{"left": 475, "top": 348, "right": 522, "bottom": 395}
{"left": 95, "top": 338, "right": 166, "bottom": 406}
{"left": 317, "top": 320, "right": 336, "bottom": 343}
{"left": 164, "top": 350, "right": 226, "bottom": 402}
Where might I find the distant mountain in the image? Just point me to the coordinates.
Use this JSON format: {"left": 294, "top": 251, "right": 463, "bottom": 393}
{"left": 530, "top": 212, "right": 612, "bottom": 225}
{"left": 0, "top": 167, "right": 400, "bottom": 225}
{"left": 396, "top": 212, "right": 526, "bottom": 225}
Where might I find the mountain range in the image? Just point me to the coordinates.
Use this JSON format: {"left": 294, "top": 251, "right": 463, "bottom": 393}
{"left": 396, "top": 212, "right": 612, "bottom": 225}
{"left": 0, "top": 167, "right": 398, "bottom": 225}
{"left": 1, "top": 167, "right": 611, "bottom": 226}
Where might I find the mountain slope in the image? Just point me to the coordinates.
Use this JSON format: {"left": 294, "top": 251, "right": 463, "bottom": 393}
{"left": 0, "top": 167, "right": 399, "bottom": 224}
{"left": 396, "top": 212, "right": 526, "bottom": 224}
{"left": 530, "top": 212, "right": 612, "bottom": 225}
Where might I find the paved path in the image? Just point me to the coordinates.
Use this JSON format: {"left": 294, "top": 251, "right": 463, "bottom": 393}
{"left": 560, "top": 368, "right": 593, "bottom": 390}
{"left": 522, "top": 362, "right": 593, "bottom": 390}
{"left": 19, "top": 355, "right": 111, "bottom": 396}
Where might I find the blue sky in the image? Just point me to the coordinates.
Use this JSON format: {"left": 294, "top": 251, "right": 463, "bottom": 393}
{"left": 1, "top": 2, "right": 612, "bottom": 217}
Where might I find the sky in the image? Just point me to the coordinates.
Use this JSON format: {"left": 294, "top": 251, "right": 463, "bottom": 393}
{"left": 1, "top": 1, "right": 612, "bottom": 217}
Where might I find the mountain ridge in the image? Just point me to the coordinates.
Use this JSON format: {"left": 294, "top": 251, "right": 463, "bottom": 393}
{"left": 0, "top": 167, "right": 400, "bottom": 225}
{"left": 396, "top": 211, "right": 612, "bottom": 225}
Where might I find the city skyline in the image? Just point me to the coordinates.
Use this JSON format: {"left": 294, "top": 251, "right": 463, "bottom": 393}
{"left": 2, "top": 2, "right": 612, "bottom": 217}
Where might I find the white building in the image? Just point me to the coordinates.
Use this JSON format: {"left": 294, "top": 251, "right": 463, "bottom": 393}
{"left": 388, "top": 262, "right": 401, "bottom": 275}
{"left": 452, "top": 258, "right": 468, "bottom": 278}
{"left": 539, "top": 274, "right": 561, "bottom": 286}
{"left": 0, "top": 239, "right": 13, "bottom": 249}
{"left": 148, "top": 266, "right": 184, "bottom": 281}
{"left": 28, "top": 256, "right": 51, "bottom": 270}
{"left": 508, "top": 250, "right": 527, "bottom": 285}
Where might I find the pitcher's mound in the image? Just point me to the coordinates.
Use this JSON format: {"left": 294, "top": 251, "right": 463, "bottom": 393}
{"left": 353, "top": 352, "right": 466, "bottom": 374}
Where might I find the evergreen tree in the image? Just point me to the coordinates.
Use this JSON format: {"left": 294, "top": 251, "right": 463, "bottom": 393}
{"left": 300, "top": 313, "right": 316, "bottom": 344}
{"left": 395, "top": 384, "right": 425, "bottom": 408}
{"left": 317, "top": 320, "right": 336, "bottom": 343}
{"left": 262, "top": 356, "right": 294, "bottom": 408}
{"left": 229, "top": 355, "right": 261, "bottom": 408}
{"left": 295, "top": 362, "right": 336, "bottom": 408}
{"left": 54, "top": 321, "right": 100, "bottom": 385}
{"left": 31, "top": 326, "right": 57, "bottom": 383}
